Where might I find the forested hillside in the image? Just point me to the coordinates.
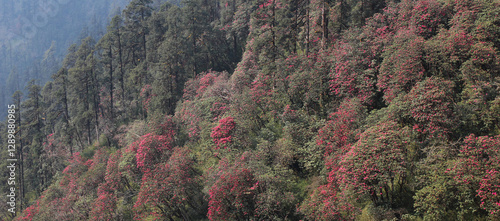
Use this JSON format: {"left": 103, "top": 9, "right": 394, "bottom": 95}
{"left": 0, "top": 0, "right": 132, "bottom": 119}
{"left": 2, "top": 0, "right": 500, "bottom": 220}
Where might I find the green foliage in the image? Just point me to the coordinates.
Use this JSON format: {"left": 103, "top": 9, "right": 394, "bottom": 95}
{"left": 7, "top": 0, "right": 500, "bottom": 220}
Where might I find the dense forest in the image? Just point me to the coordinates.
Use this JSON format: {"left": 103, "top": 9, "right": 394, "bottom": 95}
{"left": 1, "top": 0, "right": 499, "bottom": 220}
{"left": 0, "top": 0, "right": 133, "bottom": 119}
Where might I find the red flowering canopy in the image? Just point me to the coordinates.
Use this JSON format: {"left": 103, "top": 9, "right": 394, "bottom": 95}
{"left": 211, "top": 116, "right": 236, "bottom": 150}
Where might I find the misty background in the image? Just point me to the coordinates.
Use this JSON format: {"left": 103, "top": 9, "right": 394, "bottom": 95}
{"left": 0, "top": 0, "right": 145, "bottom": 119}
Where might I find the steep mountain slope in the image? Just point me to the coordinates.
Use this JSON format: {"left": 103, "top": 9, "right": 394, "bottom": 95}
{"left": 2, "top": 0, "right": 500, "bottom": 220}
{"left": 0, "top": 0, "right": 132, "bottom": 119}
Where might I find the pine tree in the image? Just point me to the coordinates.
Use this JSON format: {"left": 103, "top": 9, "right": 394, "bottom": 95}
{"left": 21, "top": 80, "right": 46, "bottom": 196}
{"left": 68, "top": 37, "right": 99, "bottom": 147}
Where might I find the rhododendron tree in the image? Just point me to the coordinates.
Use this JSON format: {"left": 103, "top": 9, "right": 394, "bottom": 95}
{"left": 453, "top": 134, "right": 500, "bottom": 218}
{"left": 134, "top": 147, "right": 204, "bottom": 220}
{"left": 378, "top": 28, "right": 426, "bottom": 103}
{"left": 477, "top": 169, "right": 500, "bottom": 219}
{"left": 132, "top": 131, "right": 175, "bottom": 172}
{"left": 299, "top": 182, "right": 357, "bottom": 220}
{"left": 90, "top": 150, "right": 123, "bottom": 220}
{"left": 46, "top": 152, "right": 89, "bottom": 220}
{"left": 330, "top": 30, "right": 379, "bottom": 105}
{"left": 103, "top": 150, "right": 123, "bottom": 192}
{"left": 177, "top": 71, "right": 231, "bottom": 139}
{"left": 183, "top": 71, "right": 231, "bottom": 101}
{"left": 406, "top": 77, "right": 455, "bottom": 139}
{"left": 90, "top": 191, "right": 117, "bottom": 221}
{"left": 207, "top": 155, "right": 259, "bottom": 220}
{"left": 390, "top": 0, "right": 450, "bottom": 39}
{"left": 338, "top": 121, "right": 410, "bottom": 206}
{"left": 317, "top": 99, "right": 366, "bottom": 159}
{"left": 420, "top": 0, "right": 500, "bottom": 137}
{"left": 315, "top": 99, "right": 367, "bottom": 204}
{"left": 60, "top": 152, "right": 87, "bottom": 190}
{"left": 211, "top": 116, "right": 236, "bottom": 150}
{"left": 79, "top": 149, "right": 108, "bottom": 195}
{"left": 458, "top": 41, "right": 500, "bottom": 134}
{"left": 16, "top": 198, "right": 41, "bottom": 221}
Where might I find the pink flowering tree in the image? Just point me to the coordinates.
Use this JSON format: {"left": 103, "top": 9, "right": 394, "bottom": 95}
{"left": 177, "top": 71, "right": 231, "bottom": 140}
{"left": 134, "top": 147, "right": 204, "bottom": 220}
{"left": 128, "top": 116, "right": 176, "bottom": 173}
{"left": 477, "top": 169, "right": 500, "bottom": 219}
{"left": 90, "top": 150, "right": 123, "bottom": 220}
{"left": 330, "top": 34, "right": 379, "bottom": 105}
{"left": 338, "top": 121, "right": 409, "bottom": 206}
{"left": 16, "top": 199, "right": 42, "bottom": 221}
{"left": 317, "top": 99, "right": 366, "bottom": 160}
{"left": 453, "top": 134, "right": 500, "bottom": 218}
{"left": 299, "top": 99, "right": 366, "bottom": 220}
{"left": 299, "top": 182, "right": 357, "bottom": 220}
{"left": 211, "top": 116, "right": 236, "bottom": 150}
{"left": 378, "top": 28, "right": 426, "bottom": 103}
{"left": 207, "top": 156, "right": 259, "bottom": 221}
{"left": 133, "top": 132, "right": 174, "bottom": 172}
{"left": 405, "top": 77, "right": 455, "bottom": 140}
